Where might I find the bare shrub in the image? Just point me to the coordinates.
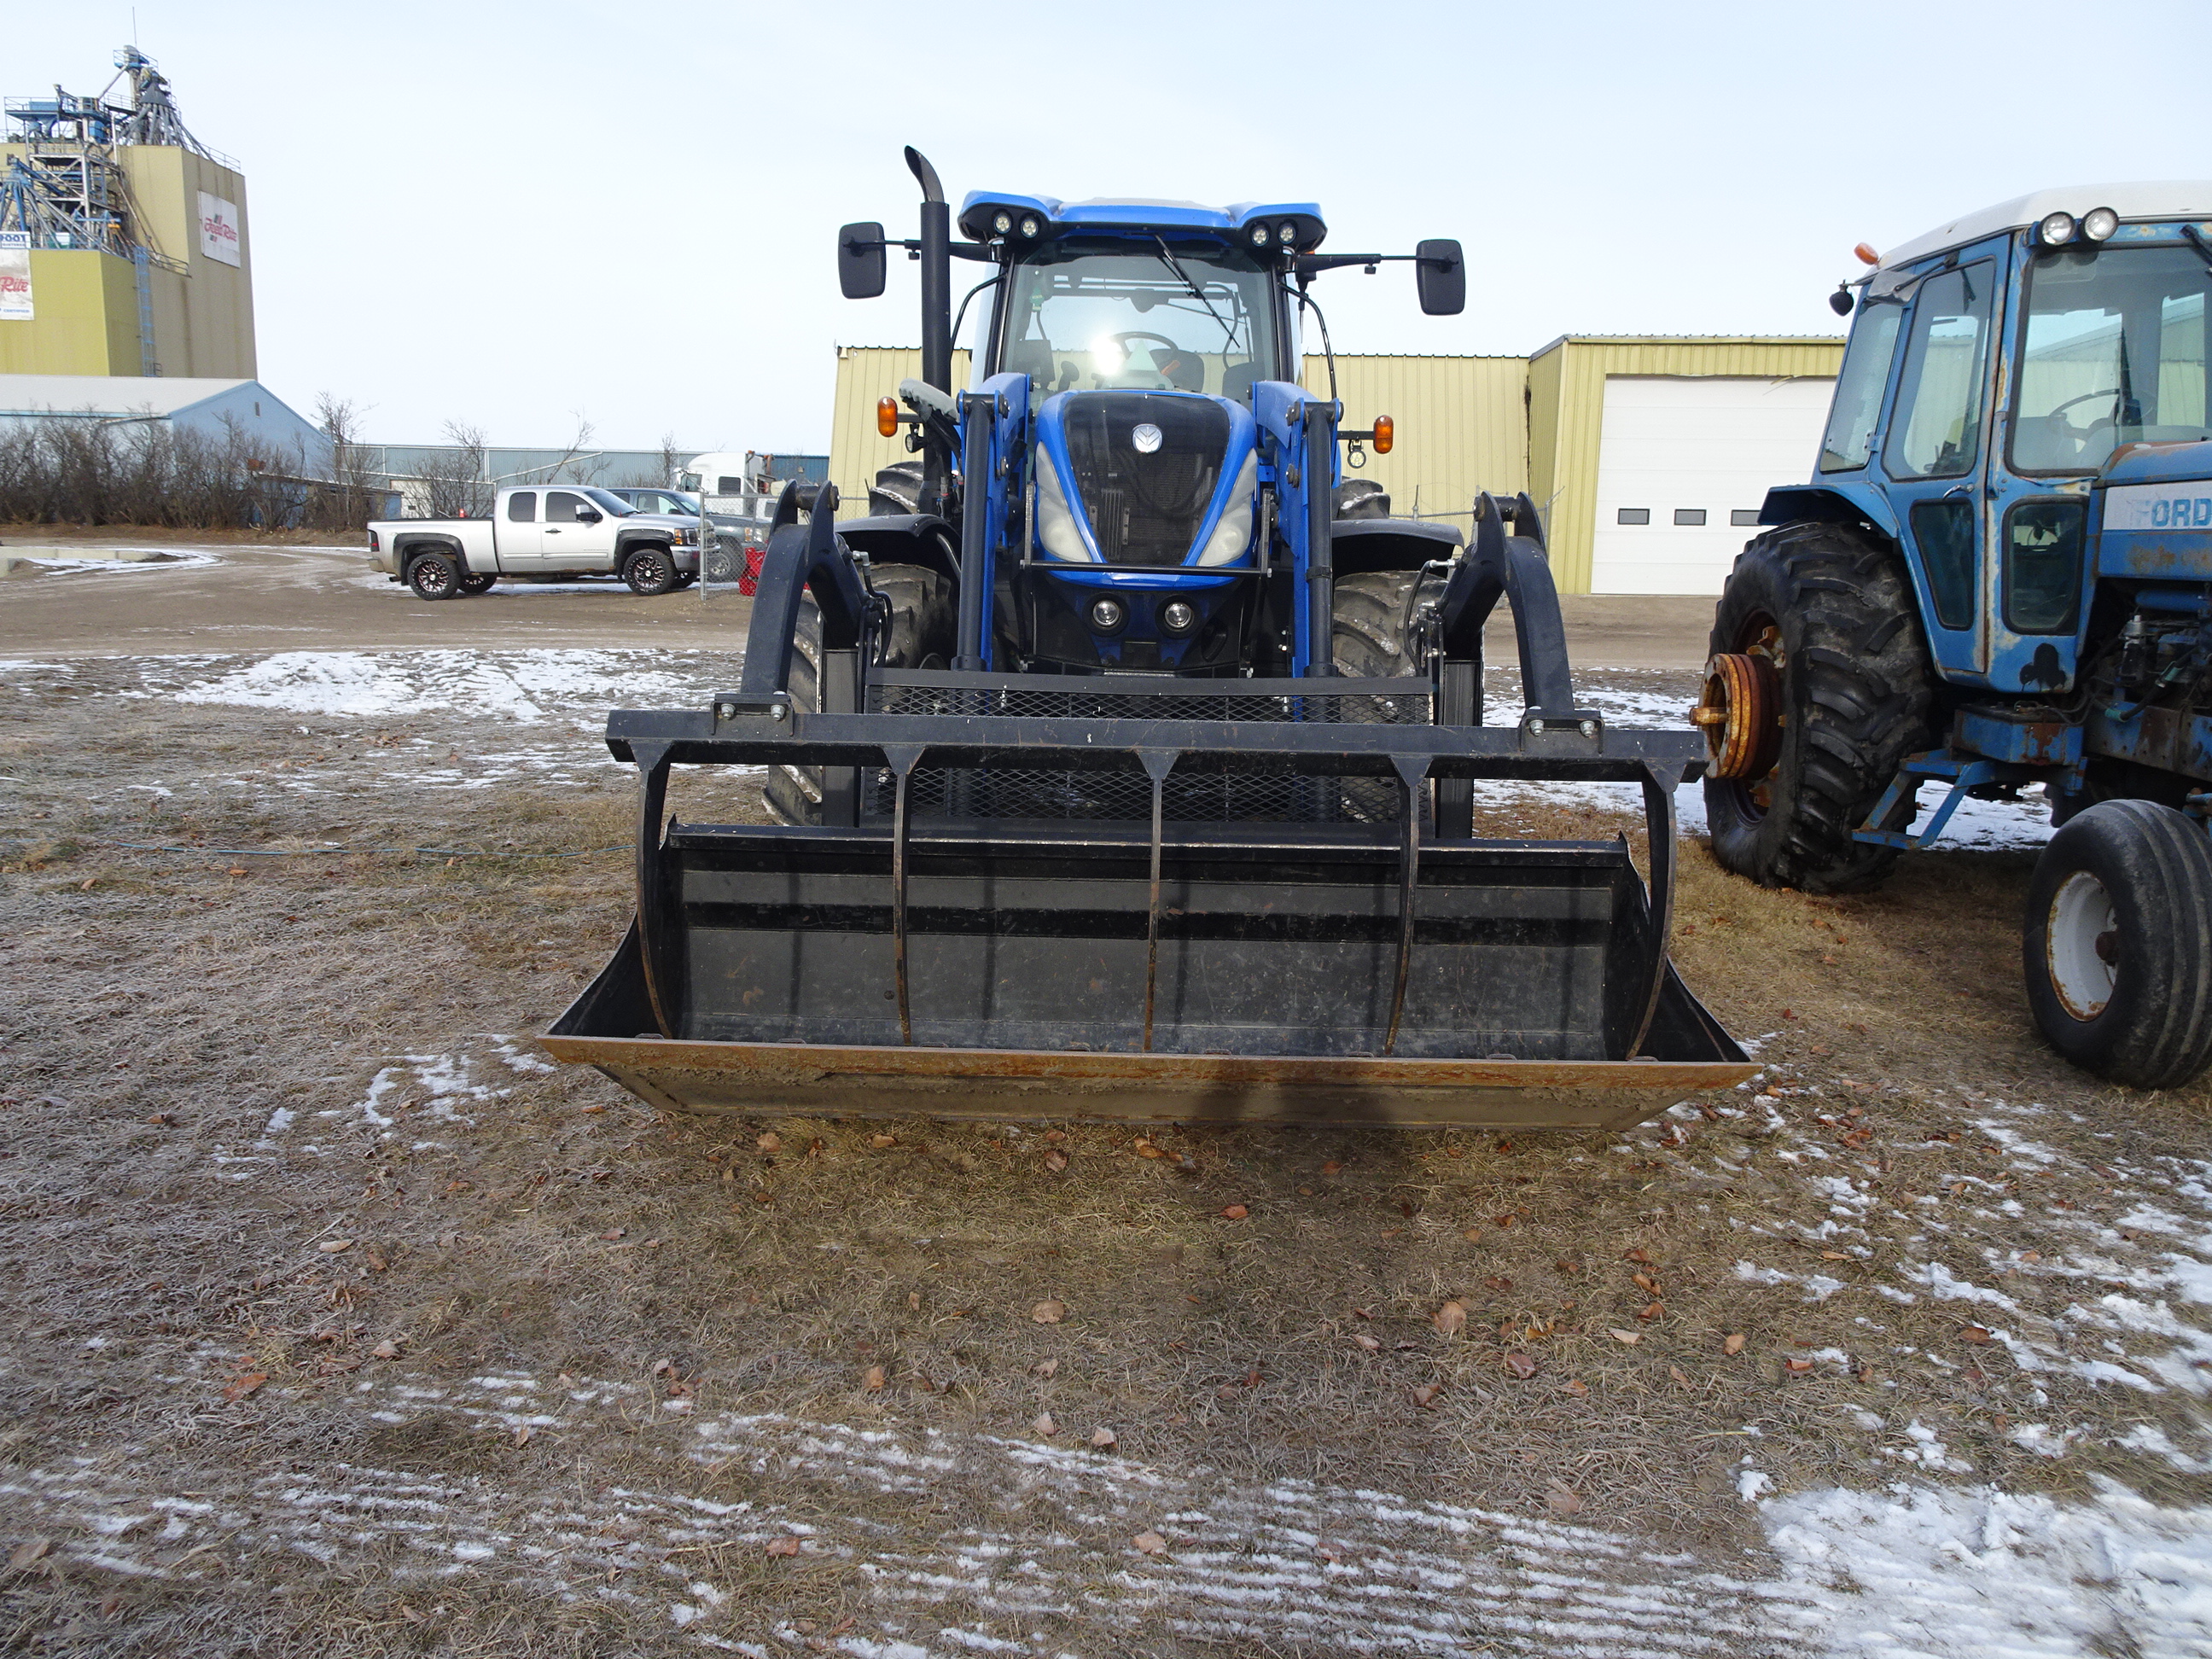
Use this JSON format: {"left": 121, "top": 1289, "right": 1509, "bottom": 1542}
{"left": 0, "top": 409, "right": 305, "bottom": 529}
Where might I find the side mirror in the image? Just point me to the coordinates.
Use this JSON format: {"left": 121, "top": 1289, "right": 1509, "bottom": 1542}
{"left": 839, "top": 221, "right": 887, "bottom": 300}
{"left": 574, "top": 507, "right": 602, "bottom": 524}
{"left": 1416, "top": 238, "right": 1465, "bottom": 316}
{"left": 1828, "top": 285, "right": 1856, "bottom": 317}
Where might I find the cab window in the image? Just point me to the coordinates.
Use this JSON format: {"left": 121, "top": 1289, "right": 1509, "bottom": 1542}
{"left": 1818, "top": 291, "right": 1906, "bottom": 473}
{"left": 545, "top": 491, "right": 586, "bottom": 522}
{"left": 507, "top": 492, "right": 536, "bottom": 522}
{"left": 1885, "top": 263, "right": 1996, "bottom": 480}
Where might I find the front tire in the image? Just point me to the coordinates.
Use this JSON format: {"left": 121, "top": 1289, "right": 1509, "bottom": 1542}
{"left": 2024, "top": 800, "right": 2212, "bottom": 1088}
{"left": 764, "top": 562, "right": 954, "bottom": 826}
{"left": 458, "top": 572, "right": 496, "bottom": 596}
{"left": 1331, "top": 568, "right": 1437, "bottom": 676}
{"left": 406, "top": 551, "right": 461, "bottom": 601}
{"left": 1703, "top": 521, "right": 1937, "bottom": 893}
{"left": 623, "top": 544, "right": 679, "bottom": 596}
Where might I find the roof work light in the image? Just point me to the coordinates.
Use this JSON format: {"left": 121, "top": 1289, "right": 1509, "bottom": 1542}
{"left": 2036, "top": 211, "right": 2079, "bottom": 247}
{"left": 2081, "top": 206, "right": 2120, "bottom": 242}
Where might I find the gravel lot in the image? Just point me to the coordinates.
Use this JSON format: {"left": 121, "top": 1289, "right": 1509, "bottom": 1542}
{"left": 3, "top": 540, "right": 2209, "bottom": 1656}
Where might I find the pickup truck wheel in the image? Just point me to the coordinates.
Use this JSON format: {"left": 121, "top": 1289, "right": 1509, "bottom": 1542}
{"left": 2023, "top": 800, "right": 2212, "bottom": 1088}
{"left": 765, "top": 562, "right": 955, "bottom": 827}
{"left": 406, "top": 551, "right": 462, "bottom": 601}
{"left": 458, "top": 572, "right": 496, "bottom": 596}
{"left": 622, "top": 545, "right": 678, "bottom": 596}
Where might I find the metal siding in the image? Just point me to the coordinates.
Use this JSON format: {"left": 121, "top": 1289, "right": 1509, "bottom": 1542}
{"left": 1301, "top": 355, "right": 1528, "bottom": 529}
{"left": 830, "top": 346, "right": 972, "bottom": 505}
{"left": 1532, "top": 339, "right": 1844, "bottom": 591}
{"left": 0, "top": 251, "right": 137, "bottom": 375}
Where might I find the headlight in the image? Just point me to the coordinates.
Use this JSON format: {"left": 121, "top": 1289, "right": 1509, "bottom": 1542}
{"left": 992, "top": 210, "right": 1012, "bottom": 236}
{"left": 1018, "top": 215, "right": 1040, "bottom": 238}
{"left": 1195, "top": 450, "right": 1260, "bottom": 567}
{"left": 1278, "top": 221, "right": 1295, "bottom": 243}
{"left": 2037, "top": 210, "right": 2078, "bottom": 247}
{"left": 2082, "top": 206, "right": 2120, "bottom": 242}
{"left": 1249, "top": 223, "right": 1270, "bottom": 247}
{"left": 1089, "top": 597, "right": 1126, "bottom": 632}
{"left": 1159, "top": 600, "right": 1196, "bottom": 635}
{"left": 1034, "top": 454, "right": 1094, "bottom": 562}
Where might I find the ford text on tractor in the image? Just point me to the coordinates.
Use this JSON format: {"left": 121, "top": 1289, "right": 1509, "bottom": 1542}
{"left": 544, "top": 149, "right": 1755, "bottom": 1127}
{"left": 1696, "top": 183, "right": 2212, "bottom": 1087}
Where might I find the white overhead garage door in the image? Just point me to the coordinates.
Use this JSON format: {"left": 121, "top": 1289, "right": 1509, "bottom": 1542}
{"left": 1589, "top": 375, "right": 1835, "bottom": 595}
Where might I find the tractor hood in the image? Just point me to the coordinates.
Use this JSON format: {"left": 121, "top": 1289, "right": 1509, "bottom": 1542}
{"left": 2097, "top": 440, "right": 2212, "bottom": 581}
{"left": 1032, "top": 389, "right": 1259, "bottom": 574}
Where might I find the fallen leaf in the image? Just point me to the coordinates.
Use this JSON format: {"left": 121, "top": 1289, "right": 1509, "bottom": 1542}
{"left": 1463, "top": 1227, "right": 1483, "bottom": 1242}
{"left": 600, "top": 1228, "right": 626, "bottom": 1242}
{"left": 806, "top": 1138, "right": 824, "bottom": 1158}
{"left": 1351, "top": 1306, "right": 1374, "bottom": 1320}
{"left": 9, "top": 1540, "right": 52, "bottom": 1571}
{"left": 1133, "top": 1139, "right": 1166, "bottom": 1159}
{"left": 1631, "top": 1272, "right": 1660, "bottom": 1295}
{"left": 1960, "top": 1325, "right": 1993, "bottom": 1344}
{"left": 1545, "top": 1479, "right": 1583, "bottom": 1516}
{"left": 363, "top": 1248, "right": 388, "bottom": 1272}
{"left": 227, "top": 866, "right": 247, "bottom": 877}
{"left": 1351, "top": 1332, "right": 1382, "bottom": 1352}
{"left": 1724, "top": 1333, "right": 1747, "bottom": 1356}
{"left": 1220, "top": 1203, "right": 1249, "bottom": 1220}
{"left": 317, "top": 1238, "right": 353, "bottom": 1254}
{"left": 511, "top": 1425, "right": 532, "bottom": 1447}
{"left": 1090, "top": 1427, "right": 1118, "bottom": 1448}
{"left": 1483, "top": 1275, "right": 1512, "bottom": 1292}
{"left": 765, "top": 1536, "right": 801, "bottom": 1557}
{"left": 371, "top": 1339, "right": 400, "bottom": 1359}
{"left": 1133, "top": 1531, "right": 1167, "bottom": 1556}
{"left": 1412, "top": 1383, "right": 1443, "bottom": 1408}
{"left": 756, "top": 1132, "right": 781, "bottom": 1153}
{"left": 1032, "top": 1300, "right": 1068, "bottom": 1324}
{"left": 1624, "top": 1248, "right": 1654, "bottom": 1265}
{"left": 1322, "top": 1160, "right": 1343, "bottom": 1174}
{"left": 870, "top": 1133, "right": 896, "bottom": 1149}
{"left": 79, "top": 877, "right": 96, "bottom": 891}
{"left": 1432, "top": 1299, "right": 1468, "bottom": 1337}
{"left": 1493, "top": 1214, "right": 1516, "bottom": 1229}
{"left": 1819, "top": 1250, "right": 1849, "bottom": 1261}
{"left": 1505, "top": 1351, "right": 1538, "bottom": 1378}
{"left": 652, "top": 1358, "right": 677, "bottom": 1378}
{"left": 1784, "top": 1357, "right": 1814, "bottom": 1373}
{"left": 862, "top": 1365, "right": 886, "bottom": 1391}
{"left": 223, "top": 1372, "right": 266, "bottom": 1402}
{"left": 1563, "top": 1378, "right": 1589, "bottom": 1396}
{"left": 1033, "top": 1412, "right": 1057, "bottom": 1436}
{"left": 1029, "top": 1358, "right": 1058, "bottom": 1378}
{"left": 1608, "top": 1329, "right": 1640, "bottom": 1345}
{"left": 1668, "top": 1365, "right": 1691, "bottom": 1388}
{"left": 1044, "top": 1149, "right": 1068, "bottom": 1173}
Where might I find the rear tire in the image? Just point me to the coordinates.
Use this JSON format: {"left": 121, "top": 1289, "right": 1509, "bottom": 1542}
{"left": 406, "top": 551, "right": 461, "bottom": 601}
{"left": 2023, "top": 800, "right": 2212, "bottom": 1088}
{"left": 764, "top": 562, "right": 956, "bottom": 826}
{"left": 623, "top": 544, "right": 679, "bottom": 596}
{"left": 458, "top": 572, "right": 496, "bottom": 596}
{"left": 1703, "top": 521, "right": 1937, "bottom": 893}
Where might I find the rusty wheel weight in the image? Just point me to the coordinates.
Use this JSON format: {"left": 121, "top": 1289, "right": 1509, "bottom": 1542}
{"left": 1691, "top": 651, "right": 1782, "bottom": 780}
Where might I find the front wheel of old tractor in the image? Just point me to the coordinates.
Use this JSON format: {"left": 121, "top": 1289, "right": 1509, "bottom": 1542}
{"left": 764, "top": 562, "right": 955, "bottom": 827}
{"left": 1697, "top": 522, "right": 1936, "bottom": 893}
{"left": 2023, "top": 799, "right": 2212, "bottom": 1088}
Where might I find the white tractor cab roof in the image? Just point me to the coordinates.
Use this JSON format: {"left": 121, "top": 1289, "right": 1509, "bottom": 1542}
{"left": 1873, "top": 179, "right": 2212, "bottom": 272}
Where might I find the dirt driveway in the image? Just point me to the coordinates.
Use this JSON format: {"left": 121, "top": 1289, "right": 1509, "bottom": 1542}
{"left": 2, "top": 538, "right": 2209, "bottom": 1656}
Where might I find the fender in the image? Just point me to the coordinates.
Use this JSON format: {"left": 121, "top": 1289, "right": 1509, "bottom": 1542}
{"left": 1760, "top": 483, "right": 1900, "bottom": 544}
{"left": 614, "top": 528, "right": 678, "bottom": 566}
{"left": 394, "top": 533, "right": 470, "bottom": 574}
{"left": 838, "top": 514, "right": 961, "bottom": 588}
{"left": 1330, "top": 516, "right": 1463, "bottom": 577}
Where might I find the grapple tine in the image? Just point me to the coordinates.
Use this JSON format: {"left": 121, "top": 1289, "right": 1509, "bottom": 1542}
{"left": 883, "top": 745, "right": 926, "bottom": 1047}
{"left": 1138, "top": 749, "right": 1177, "bottom": 1053}
{"left": 1382, "top": 754, "right": 1429, "bottom": 1057}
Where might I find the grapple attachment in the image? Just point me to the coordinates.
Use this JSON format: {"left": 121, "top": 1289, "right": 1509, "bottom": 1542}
{"left": 544, "top": 488, "right": 1754, "bottom": 1127}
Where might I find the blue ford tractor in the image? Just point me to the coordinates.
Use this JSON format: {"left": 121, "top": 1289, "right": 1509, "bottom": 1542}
{"left": 544, "top": 150, "right": 1755, "bottom": 1129}
{"left": 1695, "top": 183, "right": 2212, "bottom": 1087}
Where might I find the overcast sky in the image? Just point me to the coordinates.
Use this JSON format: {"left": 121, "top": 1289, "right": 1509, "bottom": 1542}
{"left": 15, "top": 1, "right": 2208, "bottom": 456}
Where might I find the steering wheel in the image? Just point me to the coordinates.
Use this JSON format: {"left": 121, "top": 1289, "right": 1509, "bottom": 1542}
{"left": 1102, "top": 330, "right": 1189, "bottom": 387}
{"left": 2049, "top": 387, "right": 2120, "bottom": 423}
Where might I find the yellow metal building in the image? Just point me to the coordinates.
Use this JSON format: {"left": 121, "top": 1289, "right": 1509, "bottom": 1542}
{"left": 829, "top": 336, "right": 1844, "bottom": 595}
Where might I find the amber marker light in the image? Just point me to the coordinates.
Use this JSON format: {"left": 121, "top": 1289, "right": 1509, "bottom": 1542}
{"left": 1373, "top": 415, "right": 1394, "bottom": 455}
{"left": 876, "top": 396, "right": 899, "bottom": 438}
{"left": 1853, "top": 242, "right": 1880, "bottom": 266}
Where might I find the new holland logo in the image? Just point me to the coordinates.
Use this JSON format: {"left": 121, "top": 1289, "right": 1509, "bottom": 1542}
{"left": 1130, "top": 422, "right": 1163, "bottom": 455}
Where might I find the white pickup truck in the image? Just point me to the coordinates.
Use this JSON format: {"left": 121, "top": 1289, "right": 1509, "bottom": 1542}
{"left": 367, "top": 486, "right": 704, "bottom": 600}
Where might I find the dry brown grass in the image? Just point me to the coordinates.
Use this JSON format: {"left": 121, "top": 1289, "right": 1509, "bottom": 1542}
{"left": 3, "top": 673, "right": 2210, "bottom": 1654}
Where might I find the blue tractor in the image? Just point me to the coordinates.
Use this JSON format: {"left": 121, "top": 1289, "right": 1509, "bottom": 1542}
{"left": 544, "top": 150, "right": 1755, "bottom": 1130}
{"left": 1695, "top": 183, "right": 2212, "bottom": 1087}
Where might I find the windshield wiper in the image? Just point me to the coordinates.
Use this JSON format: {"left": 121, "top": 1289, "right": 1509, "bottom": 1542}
{"left": 1154, "top": 237, "right": 1237, "bottom": 350}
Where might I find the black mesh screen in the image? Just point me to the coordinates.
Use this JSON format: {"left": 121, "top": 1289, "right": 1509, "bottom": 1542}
{"left": 1062, "top": 393, "right": 1230, "bottom": 567}
{"left": 870, "top": 684, "right": 1431, "bottom": 725}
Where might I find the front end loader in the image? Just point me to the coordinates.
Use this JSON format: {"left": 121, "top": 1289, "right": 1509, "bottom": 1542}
{"left": 543, "top": 150, "right": 1752, "bottom": 1127}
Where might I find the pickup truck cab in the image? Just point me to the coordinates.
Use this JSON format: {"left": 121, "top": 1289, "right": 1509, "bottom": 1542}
{"left": 367, "top": 486, "right": 701, "bottom": 600}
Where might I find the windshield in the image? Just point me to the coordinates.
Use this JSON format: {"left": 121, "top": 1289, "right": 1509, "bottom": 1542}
{"left": 2011, "top": 244, "right": 2212, "bottom": 474}
{"left": 584, "top": 487, "right": 637, "bottom": 515}
{"left": 996, "top": 242, "right": 1280, "bottom": 399}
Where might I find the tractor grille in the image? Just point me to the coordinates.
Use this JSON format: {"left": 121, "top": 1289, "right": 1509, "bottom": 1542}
{"left": 863, "top": 680, "right": 1430, "bottom": 825}
{"left": 1062, "top": 393, "right": 1229, "bottom": 567}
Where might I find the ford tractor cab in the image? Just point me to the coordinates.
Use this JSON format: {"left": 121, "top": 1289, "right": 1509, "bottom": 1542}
{"left": 1696, "top": 181, "right": 2212, "bottom": 1087}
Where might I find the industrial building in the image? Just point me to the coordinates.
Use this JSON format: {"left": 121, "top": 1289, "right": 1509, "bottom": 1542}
{"left": 829, "top": 336, "right": 1844, "bottom": 596}
{"left": 0, "top": 372, "right": 320, "bottom": 456}
{"left": 1, "top": 48, "right": 253, "bottom": 379}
